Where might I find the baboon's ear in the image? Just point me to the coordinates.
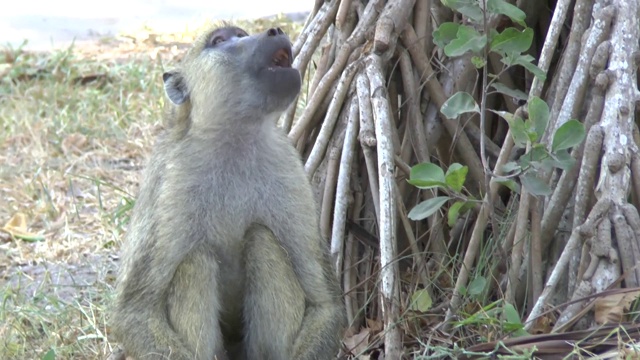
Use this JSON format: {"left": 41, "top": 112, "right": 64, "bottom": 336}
{"left": 163, "top": 70, "right": 189, "bottom": 105}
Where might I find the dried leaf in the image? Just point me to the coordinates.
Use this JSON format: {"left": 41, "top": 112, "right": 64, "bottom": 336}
{"left": 343, "top": 328, "right": 370, "bottom": 356}
{"left": 594, "top": 290, "right": 640, "bottom": 324}
{"left": 1, "top": 212, "right": 45, "bottom": 242}
{"left": 365, "top": 318, "right": 383, "bottom": 332}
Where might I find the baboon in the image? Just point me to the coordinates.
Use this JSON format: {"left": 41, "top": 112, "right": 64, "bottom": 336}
{"left": 111, "top": 25, "right": 346, "bottom": 360}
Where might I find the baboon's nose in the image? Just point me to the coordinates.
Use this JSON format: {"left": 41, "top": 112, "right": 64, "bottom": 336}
{"left": 267, "top": 27, "right": 285, "bottom": 36}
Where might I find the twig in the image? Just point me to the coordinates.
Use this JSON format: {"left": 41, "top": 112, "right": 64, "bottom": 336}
{"left": 530, "top": 197, "right": 543, "bottom": 307}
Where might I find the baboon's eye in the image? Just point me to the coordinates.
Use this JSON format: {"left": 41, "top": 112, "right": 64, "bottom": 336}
{"left": 236, "top": 32, "right": 248, "bottom": 38}
{"left": 211, "top": 36, "right": 225, "bottom": 46}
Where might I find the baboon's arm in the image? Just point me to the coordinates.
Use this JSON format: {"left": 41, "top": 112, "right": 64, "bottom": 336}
{"left": 286, "top": 233, "right": 346, "bottom": 359}
{"left": 113, "top": 164, "right": 205, "bottom": 359}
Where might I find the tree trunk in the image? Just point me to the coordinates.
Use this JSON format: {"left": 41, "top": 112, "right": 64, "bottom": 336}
{"left": 288, "top": 0, "right": 640, "bottom": 357}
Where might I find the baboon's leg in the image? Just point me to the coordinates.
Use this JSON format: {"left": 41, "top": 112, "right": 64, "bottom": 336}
{"left": 167, "top": 244, "right": 227, "bottom": 360}
{"left": 243, "top": 224, "right": 305, "bottom": 360}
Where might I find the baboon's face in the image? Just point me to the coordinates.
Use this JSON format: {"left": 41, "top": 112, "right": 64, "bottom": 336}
{"left": 163, "top": 26, "right": 301, "bottom": 119}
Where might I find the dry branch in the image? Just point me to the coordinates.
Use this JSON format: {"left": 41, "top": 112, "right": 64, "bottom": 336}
{"left": 287, "top": 0, "right": 640, "bottom": 356}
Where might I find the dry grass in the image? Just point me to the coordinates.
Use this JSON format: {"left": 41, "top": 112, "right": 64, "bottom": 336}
{"left": 0, "top": 16, "right": 303, "bottom": 360}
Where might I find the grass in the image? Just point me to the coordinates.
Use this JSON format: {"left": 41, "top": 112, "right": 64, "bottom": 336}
{"left": 0, "top": 17, "right": 303, "bottom": 360}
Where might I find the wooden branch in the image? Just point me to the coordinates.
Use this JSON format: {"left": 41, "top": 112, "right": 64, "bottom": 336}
{"left": 284, "top": 0, "right": 341, "bottom": 131}
{"left": 547, "top": 0, "right": 595, "bottom": 118}
{"left": 343, "top": 188, "right": 364, "bottom": 329}
{"left": 289, "top": 0, "right": 384, "bottom": 142}
{"left": 611, "top": 205, "right": 639, "bottom": 287}
{"left": 374, "top": 0, "right": 416, "bottom": 54}
{"left": 621, "top": 203, "right": 640, "bottom": 283}
{"left": 507, "top": 189, "right": 530, "bottom": 305}
{"left": 412, "top": 0, "right": 433, "bottom": 55}
{"left": 357, "top": 72, "right": 381, "bottom": 219}
{"left": 525, "top": 197, "right": 611, "bottom": 330}
{"left": 321, "top": 147, "right": 341, "bottom": 240}
{"left": 366, "top": 54, "right": 402, "bottom": 359}
{"left": 540, "top": 71, "right": 608, "bottom": 249}
{"left": 529, "top": 0, "right": 572, "bottom": 98}
{"left": 398, "top": 49, "right": 430, "bottom": 163}
{"left": 547, "top": 6, "right": 614, "bottom": 139}
{"left": 304, "top": 60, "right": 360, "bottom": 177}
{"left": 530, "top": 197, "right": 543, "bottom": 306}
{"left": 331, "top": 99, "right": 360, "bottom": 277}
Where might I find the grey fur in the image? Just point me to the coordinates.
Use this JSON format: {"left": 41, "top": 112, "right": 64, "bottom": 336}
{"left": 110, "top": 25, "right": 346, "bottom": 360}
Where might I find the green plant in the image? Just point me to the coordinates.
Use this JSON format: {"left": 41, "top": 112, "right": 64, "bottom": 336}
{"left": 408, "top": 0, "right": 586, "bottom": 223}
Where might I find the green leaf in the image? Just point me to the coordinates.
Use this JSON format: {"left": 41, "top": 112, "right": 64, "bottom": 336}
{"left": 492, "top": 177, "right": 521, "bottom": 193}
{"left": 468, "top": 276, "right": 487, "bottom": 296}
{"left": 471, "top": 55, "right": 486, "bottom": 68}
{"left": 490, "top": 27, "right": 533, "bottom": 54}
{"left": 15, "top": 233, "right": 46, "bottom": 242}
{"left": 528, "top": 144, "right": 549, "bottom": 162}
{"left": 528, "top": 96, "right": 549, "bottom": 140}
{"left": 503, "top": 303, "right": 522, "bottom": 324}
{"left": 549, "top": 149, "right": 576, "bottom": 171}
{"left": 445, "top": 163, "right": 469, "bottom": 192}
{"left": 489, "top": 109, "right": 516, "bottom": 122}
{"left": 523, "top": 118, "right": 537, "bottom": 142}
{"left": 408, "top": 196, "right": 451, "bottom": 221}
{"left": 408, "top": 163, "right": 447, "bottom": 189}
{"left": 506, "top": 116, "right": 529, "bottom": 148}
{"left": 433, "top": 22, "right": 460, "bottom": 49}
{"left": 520, "top": 173, "right": 552, "bottom": 196}
{"left": 410, "top": 289, "right": 433, "bottom": 312}
{"left": 487, "top": 0, "right": 526, "bottom": 26}
{"left": 552, "top": 119, "right": 586, "bottom": 152}
{"left": 501, "top": 161, "right": 521, "bottom": 174}
{"left": 441, "top": 91, "right": 479, "bottom": 119}
{"left": 447, "top": 200, "right": 475, "bottom": 226}
{"left": 519, "top": 145, "right": 552, "bottom": 171}
{"left": 42, "top": 349, "right": 56, "bottom": 360}
{"left": 445, "top": 26, "right": 487, "bottom": 57}
{"left": 457, "top": 5, "right": 485, "bottom": 23}
{"left": 502, "top": 303, "right": 529, "bottom": 336}
{"left": 490, "top": 82, "right": 528, "bottom": 100}
{"left": 442, "top": 0, "right": 485, "bottom": 23}
{"left": 509, "top": 54, "right": 547, "bottom": 80}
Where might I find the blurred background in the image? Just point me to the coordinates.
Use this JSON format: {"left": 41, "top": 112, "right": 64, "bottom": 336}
{"left": 0, "top": 0, "right": 313, "bottom": 50}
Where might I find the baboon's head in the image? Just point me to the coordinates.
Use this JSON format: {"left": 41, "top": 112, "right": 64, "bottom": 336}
{"left": 162, "top": 25, "right": 301, "bottom": 123}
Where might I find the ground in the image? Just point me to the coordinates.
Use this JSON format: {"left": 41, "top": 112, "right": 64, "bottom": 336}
{"left": 0, "top": 17, "right": 302, "bottom": 360}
